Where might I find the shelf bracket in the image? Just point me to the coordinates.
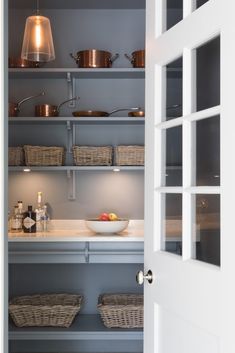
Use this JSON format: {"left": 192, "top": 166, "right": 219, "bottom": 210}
{"left": 67, "top": 72, "right": 76, "bottom": 108}
{"left": 67, "top": 170, "right": 76, "bottom": 200}
{"left": 66, "top": 120, "right": 76, "bottom": 154}
{"left": 85, "top": 242, "right": 89, "bottom": 263}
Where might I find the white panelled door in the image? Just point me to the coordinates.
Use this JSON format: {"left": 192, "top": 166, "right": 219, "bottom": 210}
{"left": 144, "top": 0, "right": 235, "bottom": 352}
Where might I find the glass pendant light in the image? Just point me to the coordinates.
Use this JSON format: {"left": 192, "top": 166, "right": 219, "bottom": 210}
{"left": 21, "top": 0, "right": 55, "bottom": 62}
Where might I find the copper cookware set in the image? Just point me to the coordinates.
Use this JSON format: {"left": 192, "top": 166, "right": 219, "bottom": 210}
{"left": 10, "top": 48, "right": 145, "bottom": 118}
{"left": 70, "top": 49, "right": 145, "bottom": 68}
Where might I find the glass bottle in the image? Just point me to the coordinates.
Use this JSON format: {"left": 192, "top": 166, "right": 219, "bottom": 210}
{"left": 23, "top": 205, "right": 36, "bottom": 233}
{"left": 11, "top": 206, "right": 22, "bottom": 233}
{"left": 41, "top": 205, "right": 50, "bottom": 232}
{"left": 35, "top": 192, "right": 43, "bottom": 232}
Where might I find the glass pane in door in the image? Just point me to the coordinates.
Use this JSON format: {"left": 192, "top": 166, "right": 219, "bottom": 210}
{"left": 166, "top": 57, "right": 183, "bottom": 121}
{"left": 197, "top": 0, "right": 209, "bottom": 9}
{"left": 195, "top": 36, "right": 220, "bottom": 112}
{"left": 163, "top": 126, "right": 182, "bottom": 186}
{"left": 162, "top": 194, "right": 182, "bottom": 256}
{"left": 195, "top": 115, "right": 220, "bottom": 186}
{"left": 166, "top": 0, "right": 183, "bottom": 31}
{"left": 192, "top": 194, "right": 220, "bottom": 266}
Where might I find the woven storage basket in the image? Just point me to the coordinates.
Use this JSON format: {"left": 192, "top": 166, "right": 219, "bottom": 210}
{"left": 24, "top": 145, "right": 65, "bottom": 166}
{"left": 9, "top": 293, "right": 83, "bottom": 328}
{"left": 114, "top": 145, "right": 144, "bottom": 166}
{"left": 72, "top": 146, "right": 112, "bottom": 166}
{"left": 98, "top": 293, "right": 143, "bottom": 328}
{"left": 8, "top": 147, "right": 24, "bottom": 166}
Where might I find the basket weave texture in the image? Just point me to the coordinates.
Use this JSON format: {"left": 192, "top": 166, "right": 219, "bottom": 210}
{"left": 98, "top": 293, "right": 143, "bottom": 328}
{"left": 9, "top": 294, "right": 83, "bottom": 328}
{"left": 8, "top": 147, "right": 24, "bottom": 166}
{"left": 115, "top": 146, "right": 144, "bottom": 166}
{"left": 24, "top": 145, "right": 65, "bottom": 166}
{"left": 72, "top": 146, "right": 112, "bottom": 166}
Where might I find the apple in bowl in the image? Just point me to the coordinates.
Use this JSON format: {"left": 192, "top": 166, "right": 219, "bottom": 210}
{"left": 86, "top": 213, "right": 129, "bottom": 234}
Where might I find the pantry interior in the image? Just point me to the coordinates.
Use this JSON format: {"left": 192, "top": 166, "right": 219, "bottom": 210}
{"left": 8, "top": 0, "right": 220, "bottom": 353}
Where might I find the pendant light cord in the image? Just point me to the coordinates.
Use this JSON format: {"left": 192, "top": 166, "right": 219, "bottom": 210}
{"left": 36, "top": 0, "right": 40, "bottom": 15}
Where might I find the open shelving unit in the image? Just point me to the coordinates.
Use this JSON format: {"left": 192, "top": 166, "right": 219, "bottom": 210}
{"left": 9, "top": 315, "right": 143, "bottom": 341}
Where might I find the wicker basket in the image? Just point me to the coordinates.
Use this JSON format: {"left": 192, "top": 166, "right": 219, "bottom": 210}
{"left": 114, "top": 145, "right": 144, "bottom": 166}
{"left": 24, "top": 145, "right": 65, "bottom": 166}
{"left": 9, "top": 293, "right": 83, "bottom": 328}
{"left": 98, "top": 293, "right": 143, "bottom": 328}
{"left": 72, "top": 146, "right": 112, "bottom": 166}
{"left": 8, "top": 147, "right": 24, "bottom": 166}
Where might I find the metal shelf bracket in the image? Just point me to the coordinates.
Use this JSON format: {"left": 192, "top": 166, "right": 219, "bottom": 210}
{"left": 66, "top": 120, "right": 76, "bottom": 154}
{"left": 67, "top": 72, "right": 76, "bottom": 108}
{"left": 67, "top": 170, "right": 76, "bottom": 200}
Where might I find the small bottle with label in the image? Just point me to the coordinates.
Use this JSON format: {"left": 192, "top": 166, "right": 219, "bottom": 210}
{"left": 23, "top": 206, "right": 36, "bottom": 233}
{"left": 11, "top": 206, "right": 22, "bottom": 233}
{"left": 17, "top": 201, "right": 24, "bottom": 224}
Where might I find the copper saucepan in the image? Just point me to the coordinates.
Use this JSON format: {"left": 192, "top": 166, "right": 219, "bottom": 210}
{"left": 125, "top": 50, "right": 145, "bottom": 68}
{"left": 9, "top": 92, "right": 45, "bottom": 117}
{"left": 70, "top": 49, "right": 119, "bottom": 68}
{"left": 72, "top": 107, "right": 141, "bottom": 118}
{"left": 35, "top": 97, "right": 80, "bottom": 117}
{"left": 8, "top": 57, "right": 40, "bottom": 68}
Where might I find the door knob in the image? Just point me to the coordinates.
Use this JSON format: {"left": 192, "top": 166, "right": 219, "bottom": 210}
{"left": 136, "top": 270, "right": 153, "bottom": 285}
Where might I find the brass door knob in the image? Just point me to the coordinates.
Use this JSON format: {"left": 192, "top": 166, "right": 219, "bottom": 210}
{"left": 136, "top": 270, "right": 153, "bottom": 285}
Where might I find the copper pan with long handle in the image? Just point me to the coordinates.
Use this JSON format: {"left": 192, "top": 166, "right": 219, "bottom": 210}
{"left": 72, "top": 107, "right": 141, "bottom": 118}
{"left": 9, "top": 92, "right": 45, "bottom": 117}
{"left": 35, "top": 97, "right": 80, "bottom": 117}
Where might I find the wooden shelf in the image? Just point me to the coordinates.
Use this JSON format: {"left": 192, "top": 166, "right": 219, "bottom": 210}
{"left": 9, "top": 116, "right": 145, "bottom": 125}
{"left": 8, "top": 166, "right": 145, "bottom": 172}
{"left": 9, "top": 314, "right": 143, "bottom": 341}
{"left": 9, "top": 68, "right": 145, "bottom": 79}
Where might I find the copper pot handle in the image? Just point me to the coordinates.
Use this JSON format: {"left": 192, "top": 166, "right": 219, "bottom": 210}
{"left": 17, "top": 92, "right": 45, "bottom": 109}
{"left": 70, "top": 53, "right": 80, "bottom": 64}
{"left": 57, "top": 96, "right": 80, "bottom": 112}
{"left": 110, "top": 53, "right": 119, "bottom": 64}
{"left": 124, "top": 54, "right": 134, "bottom": 65}
{"left": 108, "top": 107, "right": 141, "bottom": 116}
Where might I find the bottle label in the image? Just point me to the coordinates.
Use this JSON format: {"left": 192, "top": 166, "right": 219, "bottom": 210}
{"left": 11, "top": 219, "right": 21, "bottom": 230}
{"left": 23, "top": 217, "right": 36, "bottom": 229}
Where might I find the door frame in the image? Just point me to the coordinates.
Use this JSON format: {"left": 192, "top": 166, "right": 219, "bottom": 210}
{"left": 1, "top": 0, "right": 8, "bottom": 352}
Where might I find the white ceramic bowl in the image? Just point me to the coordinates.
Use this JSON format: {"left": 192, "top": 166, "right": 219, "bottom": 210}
{"left": 85, "top": 219, "right": 129, "bottom": 234}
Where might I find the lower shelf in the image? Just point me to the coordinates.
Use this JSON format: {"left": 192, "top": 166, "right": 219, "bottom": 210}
{"left": 9, "top": 314, "right": 143, "bottom": 341}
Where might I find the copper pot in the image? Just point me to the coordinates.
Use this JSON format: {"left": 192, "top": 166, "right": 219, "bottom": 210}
{"left": 72, "top": 107, "right": 140, "bottom": 118}
{"left": 128, "top": 110, "right": 145, "bottom": 117}
{"left": 35, "top": 97, "right": 80, "bottom": 117}
{"left": 125, "top": 50, "right": 145, "bottom": 68}
{"left": 8, "top": 57, "right": 40, "bottom": 68}
{"left": 70, "top": 50, "right": 119, "bottom": 68}
{"left": 9, "top": 92, "right": 45, "bottom": 117}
